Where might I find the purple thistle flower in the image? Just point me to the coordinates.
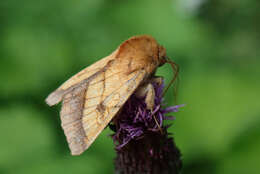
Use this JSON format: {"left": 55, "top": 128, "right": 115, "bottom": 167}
{"left": 109, "top": 79, "right": 183, "bottom": 174}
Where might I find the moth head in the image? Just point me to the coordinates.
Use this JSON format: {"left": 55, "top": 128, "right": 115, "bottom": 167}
{"left": 158, "top": 45, "right": 167, "bottom": 66}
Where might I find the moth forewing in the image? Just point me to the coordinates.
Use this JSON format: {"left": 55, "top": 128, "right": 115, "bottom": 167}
{"left": 45, "top": 35, "right": 166, "bottom": 155}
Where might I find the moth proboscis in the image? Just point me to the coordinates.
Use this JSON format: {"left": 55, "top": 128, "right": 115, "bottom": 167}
{"left": 45, "top": 35, "right": 177, "bottom": 155}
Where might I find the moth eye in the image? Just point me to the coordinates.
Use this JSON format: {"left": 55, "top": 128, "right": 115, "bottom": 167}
{"left": 157, "top": 47, "right": 160, "bottom": 59}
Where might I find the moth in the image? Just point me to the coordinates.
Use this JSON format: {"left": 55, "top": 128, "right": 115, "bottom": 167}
{"left": 46, "top": 35, "right": 177, "bottom": 155}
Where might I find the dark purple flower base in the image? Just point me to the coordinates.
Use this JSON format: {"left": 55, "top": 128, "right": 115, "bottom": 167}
{"left": 114, "top": 130, "right": 182, "bottom": 174}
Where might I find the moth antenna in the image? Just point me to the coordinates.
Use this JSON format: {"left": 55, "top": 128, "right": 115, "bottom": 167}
{"left": 163, "top": 58, "right": 179, "bottom": 104}
{"left": 150, "top": 108, "right": 163, "bottom": 134}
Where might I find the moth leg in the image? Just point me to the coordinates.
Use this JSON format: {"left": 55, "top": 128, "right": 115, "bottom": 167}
{"left": 135, "top": 77, "right": 163, "bottom": 110}
{"left": 150, "top": 77, "right": 164, "bottom": 133}
{"left": 136, "top": 77, "right": 164, "bottom": 133}
{"left": 135, "top": 83, "right": 155, "bottom": 110}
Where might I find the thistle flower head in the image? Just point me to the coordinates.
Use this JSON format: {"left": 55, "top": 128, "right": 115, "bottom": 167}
{"left": 110, "top": 80, "right": 183, "bottom": 174}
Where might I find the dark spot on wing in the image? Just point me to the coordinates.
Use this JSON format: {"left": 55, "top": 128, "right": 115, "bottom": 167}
{"left": 96, "top": 102, "right": 105, "bottom": 116}
{"left": 127, "top": 57, "right": 133, "bottom": 70}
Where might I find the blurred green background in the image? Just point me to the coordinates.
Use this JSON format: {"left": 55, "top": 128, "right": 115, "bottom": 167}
{"left": 1, "top": 0, "right": 260, "bottom": 173}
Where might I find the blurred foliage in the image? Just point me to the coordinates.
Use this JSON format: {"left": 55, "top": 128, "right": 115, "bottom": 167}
{"left": 0, "top": 0, "right": 259, "bottom": 173}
